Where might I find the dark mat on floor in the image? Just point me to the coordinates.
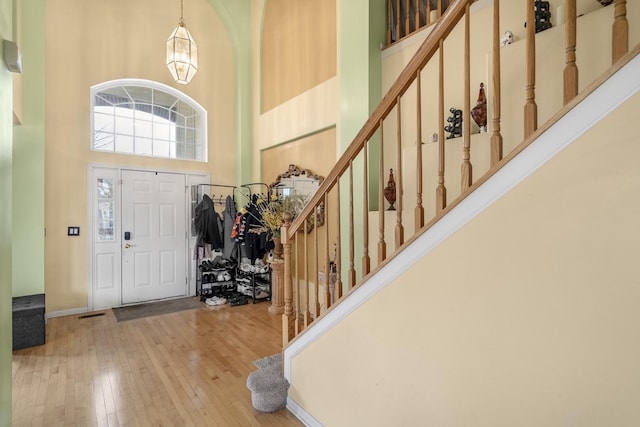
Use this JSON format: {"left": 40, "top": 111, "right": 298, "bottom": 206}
{"left": 112, "top": 297, "right": 202, "bottom": 322}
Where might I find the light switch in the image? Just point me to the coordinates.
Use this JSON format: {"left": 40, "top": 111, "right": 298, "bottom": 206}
{"left": 67, "top": 226, "right": 80, "bottom": 236}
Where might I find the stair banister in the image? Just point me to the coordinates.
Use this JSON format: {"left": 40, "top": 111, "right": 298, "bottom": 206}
{"left": 281, "top": 0, "right": 636, "bottom": 347}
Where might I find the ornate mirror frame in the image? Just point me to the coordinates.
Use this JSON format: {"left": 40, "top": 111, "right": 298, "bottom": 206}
{"left": 269, "top": 164, "right": 324, "bottom": 233}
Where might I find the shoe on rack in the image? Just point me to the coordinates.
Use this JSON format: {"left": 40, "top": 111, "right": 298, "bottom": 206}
{"left": 205, "top": 296, "right": 227, "bottom": 306}
{"left": 240, "top": 263, "right": 252, "bottom": 273}
{"left": 254, "top": 289, "right": 270, "bottom": 299}
{"left": 229, "top": 296, "right": 248, "bottom": 306}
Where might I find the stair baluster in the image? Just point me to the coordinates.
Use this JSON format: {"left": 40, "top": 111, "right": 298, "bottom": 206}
{"left": 612, "top": 0, "right": 628, "bottom": 63}
{"left": 349, "top": 160, "right": 356, "bottom": 288}
{"left": 491, "top": 0, "right": 503, "bottom": 166}
{"left": 524, "top": 0, "right": 538, "bottom": 138}
{"left": 362, "top": 142, "right": 371, "bottom": 276}
{"left": 462, "top": 4, "right": 473, "bottom": 192}
{"left": 395, "top": 96, "right": 405, "bottom": 248}
{"left": 415, "top": 70, "right": 425, "bottom": 230}
{"left": 564, "top": 0, "right": 578, "bottom": 105}
{"left": 313, "top": 212, "right": 320, "bottom": 318}
{"left": 324, "top": 193, "right": 332, "bottom": 309}
{"left": 335, "top": 181, "right": 343, "bottom": 300}
{"left": 436, "top": 39, "right": 447, "bottom": 213}
{"left": 282, "top": 212, "right": 294, "bottom": 345}
{"left": 304, "top": 218, "right": 311, "bottom": 327}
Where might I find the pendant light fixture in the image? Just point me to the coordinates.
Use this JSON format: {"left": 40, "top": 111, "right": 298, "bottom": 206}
{"left": 166, "top": 0, "right": 198, "bottom": 84}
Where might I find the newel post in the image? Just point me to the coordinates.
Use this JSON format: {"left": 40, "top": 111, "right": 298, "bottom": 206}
{"left": 281, "top": 212, "right": 296, "bottom": 346}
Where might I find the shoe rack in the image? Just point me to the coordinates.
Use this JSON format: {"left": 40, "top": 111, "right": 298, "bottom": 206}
{"left": 236, "top": 264, "right": 272, "bottom": 304}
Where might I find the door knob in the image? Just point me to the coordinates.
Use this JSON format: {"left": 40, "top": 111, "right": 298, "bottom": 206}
{"left": 124, "top": 243, "right": 132, "bottom": 249}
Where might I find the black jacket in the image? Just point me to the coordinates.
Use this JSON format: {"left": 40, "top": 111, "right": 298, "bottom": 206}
{"left": 194, "top": 194, "right": 223, "bottom": 249}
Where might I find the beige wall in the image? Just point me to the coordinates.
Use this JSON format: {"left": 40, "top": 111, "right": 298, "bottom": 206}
{"left": 260, "top": 128, "right": 336, "bottom": 185}
{"left": 252, "top": 0, "right": 339, "bottom": 186}
{"left": 45, "top": 0, "right": 235, "bottom": 312}
{"left": 261, "top": 0, "right": 336, "bottom": 113}
{"left": 289, "top": 88, "right": 640, "bottom": 427}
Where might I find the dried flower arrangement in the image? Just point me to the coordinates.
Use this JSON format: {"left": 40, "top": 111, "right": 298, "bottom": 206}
{"left": 249, "top": 194, "right": 306, "bottom": 238}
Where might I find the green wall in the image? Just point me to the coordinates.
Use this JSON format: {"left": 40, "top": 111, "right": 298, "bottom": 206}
{"left": 12, "top": 0, "right": 44, "bottom": 298}
{"left": 208, "top": 0, "right": 253, "bottom": 185}
{"left": 339, "top": 0, "right": 386, "bottom": 284}
{"left": 0, "top": 0, "right": 13, "bottom": 422}
{"left": 339, "top": 0, "right": 385, "bottom": 151}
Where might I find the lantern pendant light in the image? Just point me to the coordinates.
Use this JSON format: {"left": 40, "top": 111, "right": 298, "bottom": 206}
{"left": 166, "top": 0, "right": 198, "bottom": 84}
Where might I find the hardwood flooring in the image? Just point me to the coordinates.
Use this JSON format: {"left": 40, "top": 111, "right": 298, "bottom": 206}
{"left": 12, "top": 299, "right": 303, "bottom": 427}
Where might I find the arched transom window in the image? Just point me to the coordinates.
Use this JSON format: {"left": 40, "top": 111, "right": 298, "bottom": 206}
{"left": 91, "top": 79, "right": 207, "bottom": 162}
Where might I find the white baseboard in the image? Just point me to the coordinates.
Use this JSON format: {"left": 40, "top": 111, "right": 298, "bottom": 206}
{"left": 287, "top": 397, "right": 323, "bottom": 427}
{"left": 47, "top": 307, "right": 90, "bottom": 318}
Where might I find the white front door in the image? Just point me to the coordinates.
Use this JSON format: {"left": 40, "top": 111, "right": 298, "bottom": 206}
{"left": 121, "top": 170, "right": 187, "bottom": 304}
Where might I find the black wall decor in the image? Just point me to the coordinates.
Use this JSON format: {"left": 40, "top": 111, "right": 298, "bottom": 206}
{"left": 536, "top": 1, "right": 552, "bottom": 32}
{"left": 445, "top": 108, "right": 463, "bottom": 139}
{"left": 526, "top": 1, "right": 552, "bottom": 33}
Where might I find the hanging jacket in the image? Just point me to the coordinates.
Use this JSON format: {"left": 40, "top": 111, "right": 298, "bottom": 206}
{"left": 194, "top": 194, "right": 223, "bottom": 249}
{"left": 223, "top": 195, "right": 237, "bottom": 259}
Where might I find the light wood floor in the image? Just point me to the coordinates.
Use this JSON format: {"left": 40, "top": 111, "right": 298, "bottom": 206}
{"left": 12, "top": 299, "right": 303, "bottom": 427}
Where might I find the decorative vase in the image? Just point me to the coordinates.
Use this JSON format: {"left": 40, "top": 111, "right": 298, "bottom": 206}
{"left": 383, "top": 168, "right": 396, "bottom": 211}
{"left": 272, "top": 236, "right": 283, "bottom": 260}
{"left": 470, "top": 82, "right": 487, "bottom": 132}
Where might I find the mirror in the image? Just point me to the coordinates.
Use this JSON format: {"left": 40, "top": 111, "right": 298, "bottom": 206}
{"left": 270, "top": 164, "right": 324, "bottom": 232}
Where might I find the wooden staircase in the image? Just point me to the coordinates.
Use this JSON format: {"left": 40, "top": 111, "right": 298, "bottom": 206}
{"left": 277, "top": 1, "right": 639, "bottom": 424}
{"left": 280, "top": 0, "right": 633, "bottom": 345}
